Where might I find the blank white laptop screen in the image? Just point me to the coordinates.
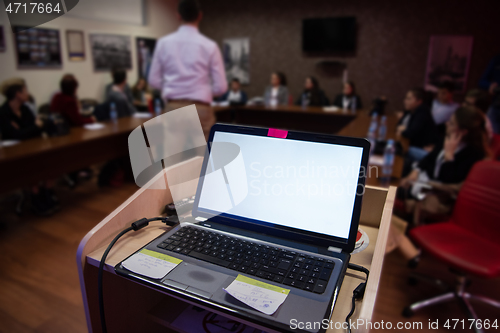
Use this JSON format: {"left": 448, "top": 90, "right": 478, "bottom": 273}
{"left": 197, "top": 132, "right": 364, "bottom": 240}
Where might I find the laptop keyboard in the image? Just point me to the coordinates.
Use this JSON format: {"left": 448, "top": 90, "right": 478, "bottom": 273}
{"left": 156, "top": 226, "right": 335, "bottom": 293}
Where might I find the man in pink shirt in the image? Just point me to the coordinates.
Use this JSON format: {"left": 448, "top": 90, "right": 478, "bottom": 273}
{"left": 148, "top": 0, "right": 227, "bottom": 137}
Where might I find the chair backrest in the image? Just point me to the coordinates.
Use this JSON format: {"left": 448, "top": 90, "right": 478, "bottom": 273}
{"left": 452, "top": 161, "right": 500, "bottom": 244}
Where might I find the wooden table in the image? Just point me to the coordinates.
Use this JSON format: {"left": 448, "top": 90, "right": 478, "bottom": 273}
{"left": 78, "top": 157, "right": 395, "bottom": 333}
{"left": 214, "top": 105, "right": 356, "bottom": 134}
{"left": 0, "top": 117, "right": 148, "bottom": 194}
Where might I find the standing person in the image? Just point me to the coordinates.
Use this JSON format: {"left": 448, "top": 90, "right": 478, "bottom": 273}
{"left": 295, "top": 76, "right": 329, "bottom": 107}
{"left": 263, "top": 72, "right": 289, "bottom": 107}
{"left": 333, "top": 81, "right": 363, "bottom": 110}
{"left": 148, "top": 0, "right": 227, "bottom": 137}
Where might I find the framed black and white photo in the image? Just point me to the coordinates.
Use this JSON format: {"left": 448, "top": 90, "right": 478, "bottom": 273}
{"left": 66, "top": 30, "right": 85, "bottom": 61}
{"left": 13, "top": 26, "right": 62, "bottom": 68}
{"left": 89, "top": 33, "right": 132, "bottom": 71}
{"left": 222, "top": 38, "right": 250, "bottom": 84}
{"left": 424, "top": 35, "right": 473, "bottom": 92}
{"left": 136, "top": 37, "right": 156, "bottom": 79}
{"left": 0, "top": 26, "right": 5, "bottom": 52}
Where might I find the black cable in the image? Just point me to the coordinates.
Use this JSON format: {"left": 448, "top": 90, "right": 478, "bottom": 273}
{"left": 348, "top": 263, "right": 370, "bottom": 279}
{"left": 345, "top": 263, "right": 370, "bottom": 333}
{"left": 98, "top": 216, "right": 179, "bottom": 333}
{"left": 345, "top": 296, "right": 357, "bottom": 333}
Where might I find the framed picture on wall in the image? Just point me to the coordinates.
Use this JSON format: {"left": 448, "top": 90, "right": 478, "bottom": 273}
{"left": 136, "top": 37, "right": 156, "bottom": 79}
{"left": 0, "top": 26, "right": 5, "bottom": 52}
{"left": 222, "top": 38, "right": 250, "bottom": 84}
{"left": 89, "top": 33, "right": 132, "bottom": 71}
{"left": 66, "top": 30, "right": 85, "bottom": 61}
{"left": 424, "top": 35, "right": 473, "bottom": 93}
{"left": 13, "top": 26, "right": 62, "bottom": 68}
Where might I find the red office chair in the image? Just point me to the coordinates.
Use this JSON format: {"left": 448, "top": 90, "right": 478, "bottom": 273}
{"left": 490, "top": 134, "right": 500, "bottom": 160}
{"left": 403, "top": 161, "right": 500, "bottom": 332}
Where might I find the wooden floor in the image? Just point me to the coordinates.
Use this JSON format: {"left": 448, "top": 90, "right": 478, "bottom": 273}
{"left": 0, "top": 179, "right": 498, "bottom": 333}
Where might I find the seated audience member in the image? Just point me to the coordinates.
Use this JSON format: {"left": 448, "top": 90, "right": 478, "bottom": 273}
{"left": 399, "top": 106, "right": 488, "bottom": 223}
{"left": 264, "top": 72, "right": 289, "bottom": 106}
{"left": 106, "top": 69, "right": 137, "bottom": 117}
{"left": 105, "top": 67, "right": 134, "bottom": 104}
{"left": 131, "top": 77, "right": 152, "bottom": 111}
{"left": 0, "top": 78, "right": 59, "bottom": 215}
{"left": 295, "top": 76, "right": 329, "bottom": 107}
{"left": 50, "top": 74, "right": 95, "bottom": 126}
{"left": 463, "top": 89, "right": 493, "bottom": 140}
{"left": 333, "top": 81, "right": 363, "bottom": 110}
{"left": 218, "top": 78, "right": 248, "bottom": 105}
{"left": 431, "top": 81, "right": 459, "bottom": 125}
{"left": 397, "top": 88, "right": 438, "bottom": 165}
{"left": 0, "top": 78, "right": 43, "bottom": 140}
{"left": 479, "top": 54, "right": 500, "bottom": 134}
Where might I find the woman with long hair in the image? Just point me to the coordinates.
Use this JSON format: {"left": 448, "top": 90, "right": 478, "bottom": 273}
{"left": 295, "top": 76, "right": 329, "bottom": 107}
{"left": 263, "top": 71, "right": 289, "bottom": 106}
{"left": 332, "top": 81, "right": 363, "bottom": 110}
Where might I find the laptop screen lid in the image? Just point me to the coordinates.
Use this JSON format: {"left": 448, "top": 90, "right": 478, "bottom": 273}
{"left": 192, "top": 124, "right": 370, "bottom": 253}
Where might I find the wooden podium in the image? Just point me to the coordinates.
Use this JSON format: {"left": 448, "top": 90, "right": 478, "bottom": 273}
{"left": 77, "top": 156, "right": 395, "bottom": 333}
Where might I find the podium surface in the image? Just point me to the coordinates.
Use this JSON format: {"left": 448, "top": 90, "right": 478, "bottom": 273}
{"left": 77, "top": 156, "right": 395, "bottom": 333}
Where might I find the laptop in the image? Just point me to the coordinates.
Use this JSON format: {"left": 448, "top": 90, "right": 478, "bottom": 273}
{"left": 116, "top": 123, "right": 370, "bottom": 333}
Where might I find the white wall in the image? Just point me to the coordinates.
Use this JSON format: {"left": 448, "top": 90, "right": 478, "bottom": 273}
{"left": 0, "top": 0, "right": 179, "bottom": 106}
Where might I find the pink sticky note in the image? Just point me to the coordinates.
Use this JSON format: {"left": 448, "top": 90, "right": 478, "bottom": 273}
{"left": 267, "top": 128, "right": 288, "bottom": 138}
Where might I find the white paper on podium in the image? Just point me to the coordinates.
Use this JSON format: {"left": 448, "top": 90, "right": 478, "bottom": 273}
{"left": 122, "top": 249, "right": 182, "bottom": 279}
{"left": 223, "top": 274, "right": 289, "bottom": 315}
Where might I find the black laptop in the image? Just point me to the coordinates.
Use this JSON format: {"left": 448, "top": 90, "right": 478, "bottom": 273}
{"left": 116, "top": 123, "right": 370, "bottom": 333}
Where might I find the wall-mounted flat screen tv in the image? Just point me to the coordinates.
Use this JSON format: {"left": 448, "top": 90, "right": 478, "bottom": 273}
{"left": 302, "top": 17, "right": 356, "bottom": 52}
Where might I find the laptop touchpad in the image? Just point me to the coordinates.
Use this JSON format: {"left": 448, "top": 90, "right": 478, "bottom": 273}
{"left": 166, "top": 263, "right": 230, "bottom": 298}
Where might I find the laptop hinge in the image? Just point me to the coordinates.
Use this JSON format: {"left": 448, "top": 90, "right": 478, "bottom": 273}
{"left": 327, "top": 246, "right": 342, "bottom": 253}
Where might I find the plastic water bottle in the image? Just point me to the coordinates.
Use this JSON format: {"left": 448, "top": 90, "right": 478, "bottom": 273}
{"left": 366, "top": 113, "right": 378, "bottom": 155}
{"left": 154, "top": 99, "right": 162, "bottom": 116}
{"left": 378, "top": 116, "right": 387, "bottom": 141}
{"left": 351, "top": 97, "right": 357, "bottom": 114}
{"left": 109, "top": 102, "right": 118, "bottom": 122}
{"left": 382, "top": 139, "right": 396, "bottom": 181}
{"left": 301, "top": 94, "right": 308, "bottom": 109}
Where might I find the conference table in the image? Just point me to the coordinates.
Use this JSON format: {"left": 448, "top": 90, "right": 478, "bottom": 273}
{"left": 0, "top": 105, "right": 402, "bottom": 194}
{"left": 0, "top": 117, "right": 146, "bottom": 194}
{"left": 214, "top": 104, "right": 357, "bottom": 134}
